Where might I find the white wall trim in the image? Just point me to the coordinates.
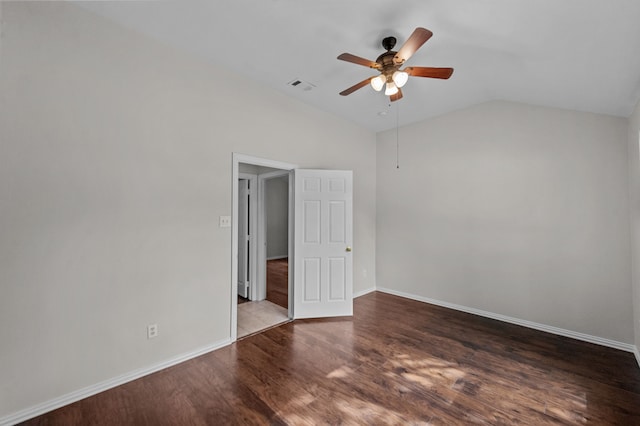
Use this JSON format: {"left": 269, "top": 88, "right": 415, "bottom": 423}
{"left": 238, "top": 172, "right": 258, "bottom": 301}
{"left": 353, "top": 286, "right": 376, "bottom": 299}
{"left": 1, "top": 339, "right": 231, "bottom": 426}
{"left": 376, "top": 287, "right": 636, "bottom": 353}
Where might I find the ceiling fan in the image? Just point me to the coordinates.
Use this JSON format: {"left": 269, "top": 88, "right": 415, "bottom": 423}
{"left": 337, "top": 27, "right": 454, "bottom": 102}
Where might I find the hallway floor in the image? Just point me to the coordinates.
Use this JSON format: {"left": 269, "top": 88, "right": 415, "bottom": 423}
{"left": 237, "top": 300, "right": 288, "bottom": 338}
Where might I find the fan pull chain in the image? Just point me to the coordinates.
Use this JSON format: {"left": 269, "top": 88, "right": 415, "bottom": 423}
{"left": 396, "top": 103, "right": 400, "bottom": 169}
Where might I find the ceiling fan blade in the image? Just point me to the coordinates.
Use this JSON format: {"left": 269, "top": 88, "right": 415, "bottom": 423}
{"left": 337, "top": 53, "right": 381, "bottom": 69}
{"left": 405, "top": 66, "right": 454, "bottom": 79}
{"left": 390, "top": 88, "right": 403, "bottom": 102}
{"left": 339, "top": 77, "right": 375, "bottom": 96}
{"left": 394, "top": 27, "right": 433, "bottom": 64}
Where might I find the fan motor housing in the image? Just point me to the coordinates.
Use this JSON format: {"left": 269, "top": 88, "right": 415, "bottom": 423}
{"left": 376, "top": 51, "right": 401, "bottom": 77}
{"left": 377, "top": 36, "right": 403, "bottom": 76}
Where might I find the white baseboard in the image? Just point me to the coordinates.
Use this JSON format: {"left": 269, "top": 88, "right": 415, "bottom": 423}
{"left": 353, "top": 286, "right": 376, "bottom": 299}
{"left": 1, "top": 338, "right": 231, "bottom": 426}
{"left": 266, "top": 255, "right": 288, "bottom": 261}
{"left": 376, "top": 287, "right": 636, "bottom": 354}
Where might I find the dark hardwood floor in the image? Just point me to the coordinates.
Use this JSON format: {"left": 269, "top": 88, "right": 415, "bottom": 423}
{"left": 22, "top": 292, "right": 640, "bottom": 425}
{"left": 266, "top": 258, "right": 287, "bottom": 309}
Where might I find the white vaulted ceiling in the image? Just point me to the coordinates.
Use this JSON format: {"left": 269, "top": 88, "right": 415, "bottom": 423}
{"left": 75, "top": 0, "right": 640, "bottom": 132}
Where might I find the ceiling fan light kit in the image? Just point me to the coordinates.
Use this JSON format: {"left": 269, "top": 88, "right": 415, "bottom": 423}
{"left": 370, "top": 75, "right": 385, "bottom": 91}
{"left": 385, "top": 81, "right": 399, "bottom": 96}
{"left": 338, "top": 27, "right": 454, "bottom": 102}
{"left": 392, "top": 70, "right": 409, "bottom": 88}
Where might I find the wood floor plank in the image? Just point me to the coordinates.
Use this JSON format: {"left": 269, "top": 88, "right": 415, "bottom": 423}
{"left": 266, "top": 258, "right": 288, "bottom": 309}
{"left": 21, "top": 292, "right": 640, "bottom": 425}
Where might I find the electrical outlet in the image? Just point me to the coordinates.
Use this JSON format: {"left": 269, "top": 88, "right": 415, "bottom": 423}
{"left": 147, "top": 324, "right": 158, "bottom": 339}
{"left": 219, "top": 216, "right": 231, "bottom": 228}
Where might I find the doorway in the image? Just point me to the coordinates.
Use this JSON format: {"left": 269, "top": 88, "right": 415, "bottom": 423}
{"left": 231, "top": 154, "right": 355, "bottom": 342}
{"left": 233, "top": 157, "right": 295, "bottom": 340}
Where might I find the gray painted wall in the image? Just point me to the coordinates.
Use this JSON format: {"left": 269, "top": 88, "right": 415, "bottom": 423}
{"left": 0, "top": 2, "right": 377, "bottom": 417}
{"left": 377, "top": 101, "right": 632, "bottom": 343}
{"left": 266, "top": 176, "right": 289, "bottom": 259}
{"left": 627, "top": 99, "right": 640, "bottom": 356}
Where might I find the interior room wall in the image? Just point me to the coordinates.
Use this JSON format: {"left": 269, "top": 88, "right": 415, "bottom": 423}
{"left": 628, "top": 99, "right": 640, "bottom": 359}
{"left": 239, "top": 163, "right": 260, "bottom": 174}
{"left": 0, "top": 3, "right": 3, "bottom": 67}
{"left": 0, "top": 1, "right": 376, "bottom": 419}
{"left": 377, "top": 101, "right": 632, "bottom": 344}
{"left": 266, "top": 176, "right": 289, "bottom": 259}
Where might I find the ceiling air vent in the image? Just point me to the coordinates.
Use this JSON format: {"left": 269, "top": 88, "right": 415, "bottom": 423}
{"left": 287, "top": 79, "right": 316, "bottom": 92}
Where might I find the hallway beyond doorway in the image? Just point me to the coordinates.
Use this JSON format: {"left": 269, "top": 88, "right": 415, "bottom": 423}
{"left": 266, "top": 258, "right": 288, "bottom": 309}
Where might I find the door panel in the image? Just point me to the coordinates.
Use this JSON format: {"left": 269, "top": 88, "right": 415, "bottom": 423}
{"left": 303, "top": 258, "right": 321, "bottom": 302}
{"left": 294, "top": 169, "right": 353, "bottom": 319}
{"left": 328, "top": 257, "right": 346, "bottom": 300}
{"left": 329, "top": 201, "right": 346, "bottom": 243}
{"left": 303, "top": 200, "right": 321, "bottom": 243}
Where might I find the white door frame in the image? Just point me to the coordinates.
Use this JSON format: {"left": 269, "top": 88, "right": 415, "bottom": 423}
{"left": 237, "top": 173, "right": 257, "bottom": 300}
{"left": 231, "top": 153, "right": 297, "bottom": 342}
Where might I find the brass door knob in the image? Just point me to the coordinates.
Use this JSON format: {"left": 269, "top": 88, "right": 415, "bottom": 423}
{"left": 346, "top": 246, "right": 352, "bottom": 252}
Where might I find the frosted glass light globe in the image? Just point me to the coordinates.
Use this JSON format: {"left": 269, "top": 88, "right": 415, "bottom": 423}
{"left": 385, "top": 81, "right": 398, "bottom": 96}
{"left": 370, "top": 75, "right": 385, "bottom": 91}
{"left": 392, "top": 70, "right": 409, "bottom": 88}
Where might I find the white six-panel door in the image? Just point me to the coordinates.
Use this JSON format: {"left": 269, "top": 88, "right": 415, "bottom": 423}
{"left": 293, "top": 169, "right": 353, "bottom": 319}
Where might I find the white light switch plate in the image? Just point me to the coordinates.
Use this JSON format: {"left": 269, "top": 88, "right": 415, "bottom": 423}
{"left": 219, "top": 216, "right": 231, "bottom": 228}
